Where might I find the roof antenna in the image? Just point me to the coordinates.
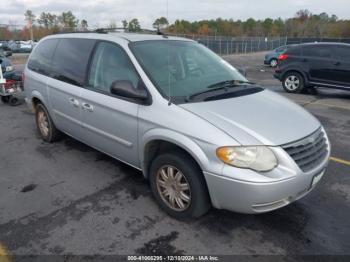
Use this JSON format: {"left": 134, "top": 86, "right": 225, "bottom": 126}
{"left": 166, "top": 0, "right": 172, "bottom": 106}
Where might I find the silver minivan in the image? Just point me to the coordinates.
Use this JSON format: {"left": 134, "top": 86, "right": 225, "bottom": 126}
{"left": 24, "top": 32, "right": 330, "bottom": 219}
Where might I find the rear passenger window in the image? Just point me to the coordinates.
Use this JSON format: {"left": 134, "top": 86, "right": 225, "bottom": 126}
{"left": 333, "top": 46, "right": 350, "bottom": 61}
{"left": 88, "top": 42, "right": 140, "bottom": 94}
{"left": 303, "top": 46, "right": 332, "bottom": 58}
{"left": 28, "top": 39, "right": 58, "bottom": 76}
{"left": 51, "top": 39, "right": 95, "bottom": 87}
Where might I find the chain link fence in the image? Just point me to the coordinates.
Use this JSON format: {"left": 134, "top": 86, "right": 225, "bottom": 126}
{"left": 169, "top": 34, "right": 288, "bottom": 55}
{"left": 286, "top": 37, "right": 350, "bottom": 45}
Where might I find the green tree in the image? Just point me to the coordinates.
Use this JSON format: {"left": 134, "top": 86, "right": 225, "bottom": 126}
{"left": 262, "top": 18, "right": 273, "bottom": 36}
{"left": 122, "top": 20, "right": 128, "bottom": 29}
{"left": 80, "top": 19, "right": 88, "bottom": 30}
{"left": 128, "top": 18, "right": 141, "bottom": 32}
{"left": 24, "top": 10, "right": 36, "bottom": 25}
{"left": 59, "top": 11, "right": 79, "bottom": 29}
{"left": 153, "top": 17, "right": 169, "bottom": 30}
{"left": 38, "top": 12, "right": 50, "bottom": 28}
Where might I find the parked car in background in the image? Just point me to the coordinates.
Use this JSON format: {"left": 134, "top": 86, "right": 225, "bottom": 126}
{"left": 0, "top": 49, "right": 15, "bottom": 79}
{"left": 274, "top": 42, "right": 350, "bottom": 93}
{"left": 264, "top": 45, "right": 293, "bottom": 67}
{"left": 0, "top": 42, "right": 13, "bottom": 57}
{"left": 24, "top": 33, "right": 330, "bottom": 219}
{"left": 7, "top": 40, "right": 34, "bottom": 53}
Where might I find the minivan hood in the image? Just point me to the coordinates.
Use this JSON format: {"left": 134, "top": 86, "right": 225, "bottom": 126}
{"left": 180, "top": 89, "right": 320, "bottom": 146}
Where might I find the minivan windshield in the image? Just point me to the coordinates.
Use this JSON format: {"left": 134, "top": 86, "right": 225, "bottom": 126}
{"left": 131, "top": 40, "right": 248, "bottom": 101}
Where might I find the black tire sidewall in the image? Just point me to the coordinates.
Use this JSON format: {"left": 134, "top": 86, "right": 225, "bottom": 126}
{"left": 1, "top": 96, "right": 10, "bottom": 104}
{"left": 282, "top": 72, "right": 304, "bottom": 93}
{"left": 9, "top": 97, "right": 19, "bottom": 106}
{"left": 149, "top": 152, "right": 211, "bottom": 219}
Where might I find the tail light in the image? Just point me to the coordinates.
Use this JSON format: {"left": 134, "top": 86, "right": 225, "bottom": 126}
{"left": 278, "top": 54, "right": 289, "bottom": 61}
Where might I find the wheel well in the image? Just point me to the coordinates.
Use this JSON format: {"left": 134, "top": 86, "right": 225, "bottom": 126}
{"left": 143, "top": 140, "right": 202, "bottom": 179}
{"left": 32, "top": 97, "right": 41, "bottom": 108}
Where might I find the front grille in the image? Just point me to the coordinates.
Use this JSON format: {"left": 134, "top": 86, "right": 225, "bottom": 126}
{"left": 282, "top": 128, "right": 328, "bottom": 172}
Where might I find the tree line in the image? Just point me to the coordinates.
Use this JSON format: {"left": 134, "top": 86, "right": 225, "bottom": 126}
{"left": 0, "top": 9, "right": 349, "bottom": 41}
{"left": 168, "top": 10, "right": 350, "bottom": 38}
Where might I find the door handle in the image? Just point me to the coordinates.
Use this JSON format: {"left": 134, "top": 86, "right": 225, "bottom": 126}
{"left": 69, "top": 97, "right": 80, "bottom": 107}
{"left": 82, "top": 103, "right": 94, "bottom": 112}
{"left": 302, "top": 58, "right": 308, "bottom": 62}
{"left": 334, "top": 61, "right": 341, "bottom": 66}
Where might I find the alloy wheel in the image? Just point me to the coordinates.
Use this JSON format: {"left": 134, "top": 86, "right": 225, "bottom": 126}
{"left": 284, "top": 75, "right": 300, "bottom": 91}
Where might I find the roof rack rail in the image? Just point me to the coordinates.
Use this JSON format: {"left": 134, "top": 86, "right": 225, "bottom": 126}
{"left": 53, "top": 30, "right": 97, "bottom": 35}
{"left": 94, "top": 27, "right": 168, "bottom": 37}
{"left": 53, "top": 28, "right": 168, "bottom": 37}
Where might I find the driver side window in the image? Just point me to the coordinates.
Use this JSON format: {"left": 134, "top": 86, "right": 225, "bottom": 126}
{"left": 88, "top": 42, "right": 140, "bottom": 94}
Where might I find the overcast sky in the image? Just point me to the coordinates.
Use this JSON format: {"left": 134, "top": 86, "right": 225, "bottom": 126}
{"left": 1, "top": 0, "right": 349, "bottom": 28}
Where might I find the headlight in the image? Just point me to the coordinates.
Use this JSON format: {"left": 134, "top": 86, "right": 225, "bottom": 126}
{"left": 216, "top": 146, "right": 277, "bottom": 172}
{"left": 6, "top": 66, "right": 14, "bottom": 72}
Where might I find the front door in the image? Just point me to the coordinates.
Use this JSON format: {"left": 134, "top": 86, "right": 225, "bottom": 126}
{"left": 80, "top": 41, "right": 143, "bottom": 167}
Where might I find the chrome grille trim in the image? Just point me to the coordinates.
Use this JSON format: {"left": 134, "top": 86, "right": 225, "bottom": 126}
{"left": 282, "top": 128, "right": 329, "bottom": 172}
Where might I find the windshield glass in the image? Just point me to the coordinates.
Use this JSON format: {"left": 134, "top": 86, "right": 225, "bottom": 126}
{"left": 131, "top": 40, "right": 247, "bottom": 99}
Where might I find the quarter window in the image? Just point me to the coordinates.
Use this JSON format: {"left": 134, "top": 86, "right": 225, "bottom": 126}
{"left": 88, "top": 42, "right": 140, "bottom": 94}
{"left": 27, "top": 39, "right": 58, "bottom": 76}
{"left": 51, "top": 38, "right": 95, "bottom": 87}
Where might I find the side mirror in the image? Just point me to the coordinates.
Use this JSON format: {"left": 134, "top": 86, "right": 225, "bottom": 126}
{"left": 238, "top": 68, "right": 247, "bottom": 77}
{"left": 110, "top": 80, "right": 148, "bottom": 101}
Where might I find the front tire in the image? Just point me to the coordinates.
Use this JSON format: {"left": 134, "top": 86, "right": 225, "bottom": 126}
{"left": 35, "top": 103, "right": 62, "bottom": 142}
{"left": 149, "top": 151, "right": 211, "bottom": 219}
{"left": 282, "top": 72, "right": 305, "bottom": 93}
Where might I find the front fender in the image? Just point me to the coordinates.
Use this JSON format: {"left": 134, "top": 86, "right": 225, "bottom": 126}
{"left": 140, "top": 128, "right": 211, "bottom": 176}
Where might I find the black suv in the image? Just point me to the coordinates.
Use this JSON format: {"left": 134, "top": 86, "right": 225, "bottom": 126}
{"left": 274, "top": 42, "right": 350, "bottom": 93}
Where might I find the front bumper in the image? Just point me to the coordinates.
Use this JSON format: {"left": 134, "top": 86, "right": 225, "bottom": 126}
{"left": 203, "top": 146, "right": 330, "bottom": 214}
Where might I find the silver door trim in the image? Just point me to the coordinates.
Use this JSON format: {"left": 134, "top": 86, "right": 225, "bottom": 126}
{"left": 82, "top": 122, "right": 133, "bottom": 148}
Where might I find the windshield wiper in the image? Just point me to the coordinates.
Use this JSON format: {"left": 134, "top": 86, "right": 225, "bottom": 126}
{"left": 207, "top": 79, "right": 255, "bottom": 89}
{"left": 186, "top": 80, "right": 255, "bottom": 102}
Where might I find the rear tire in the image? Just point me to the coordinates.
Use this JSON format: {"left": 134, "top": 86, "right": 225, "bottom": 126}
{"left": 9, "top": 97, "right": 19, "bottom": 106}
{"left": 149, "top": 151, "right": 211, "bottom": 219}
{"left": 270, "top": 58, "right": 278, "bottom": 68}
{"left": 282, "top": 72, "right": 305, "bottom": 93}
{"left": 1, "top": 96, "right": 10, "bottom": 104}
{"left": 35, "top": 103, "right": 62, "bottom": 142}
